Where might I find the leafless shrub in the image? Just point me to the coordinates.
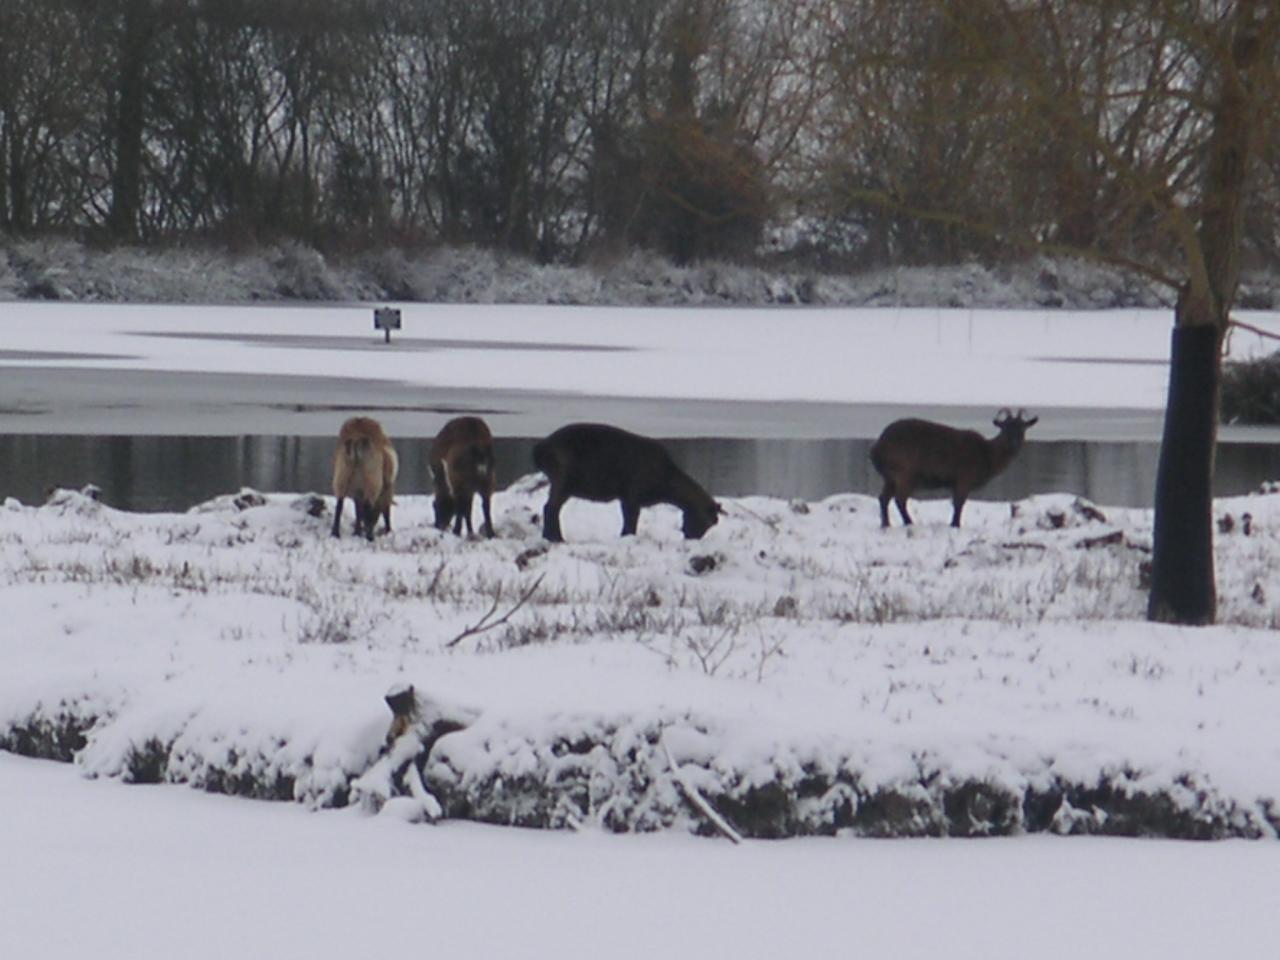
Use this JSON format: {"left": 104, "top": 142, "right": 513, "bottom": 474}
{"left": 295, "top": 581, "right": 386, "bottom": 646}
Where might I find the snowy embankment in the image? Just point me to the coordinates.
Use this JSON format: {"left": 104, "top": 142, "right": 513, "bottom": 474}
{"left": 6, "top": 232, "right": 1277, "bottom": 310}
{"left": 1, "top": 239, "right": 1185, "bottom": 309}
{"left": 4, "top": 479, "right": 1279, "bottom": 839}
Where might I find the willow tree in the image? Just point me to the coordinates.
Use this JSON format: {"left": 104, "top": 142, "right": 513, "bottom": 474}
{"left": 820, "top": 0, "right": 1279, "bottom": 624}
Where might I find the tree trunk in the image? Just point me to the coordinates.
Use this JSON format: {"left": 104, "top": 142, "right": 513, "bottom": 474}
{"left": 1145, "top": 0, "right": 1272, "bottom": 625}
{"left": 107, "top": 0, "right": 155, "bottom": 242}
{"left": 1147, "top": 315, "right": 1220, "bottom": 625}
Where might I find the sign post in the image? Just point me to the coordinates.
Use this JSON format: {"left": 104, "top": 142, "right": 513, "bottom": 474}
{"left": 374, "top": 307, "right": 402, "bottom": 344}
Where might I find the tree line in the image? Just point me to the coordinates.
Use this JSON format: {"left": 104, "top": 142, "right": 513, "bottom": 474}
{"left": 0, "top": 0, "right": 797, "bottom": 263}
{"left": 2, "top": 0, "right": 1277, "bottom": 272}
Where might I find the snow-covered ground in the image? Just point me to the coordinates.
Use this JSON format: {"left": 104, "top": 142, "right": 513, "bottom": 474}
{"left": 5, "top": 294, "right": 1280, "bottom": 955}
{"left": 6, "top": 751, "right": 1279, "bottom": 960}
{"left": 4, "top": 474, "right": 1280, "bottom": 836}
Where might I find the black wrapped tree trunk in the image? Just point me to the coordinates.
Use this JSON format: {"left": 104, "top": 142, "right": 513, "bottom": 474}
{"left": 1147, "top": 325, "right": 1220, "bottom": 625}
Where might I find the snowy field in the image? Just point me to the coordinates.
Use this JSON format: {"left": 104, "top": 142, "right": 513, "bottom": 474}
{"left": 4, "top": 299, "right": 1280, "bottom": 956}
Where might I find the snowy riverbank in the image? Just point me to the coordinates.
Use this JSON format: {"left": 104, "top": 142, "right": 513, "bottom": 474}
{"left": 4, "top": 477, "right": 1279, "bottom": 839}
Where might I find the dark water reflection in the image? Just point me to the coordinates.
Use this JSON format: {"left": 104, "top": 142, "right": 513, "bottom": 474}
{"left": 1, "top": 435, "right": 1278, "bottom": 513}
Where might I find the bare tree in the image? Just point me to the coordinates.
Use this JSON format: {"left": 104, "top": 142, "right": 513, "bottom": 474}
{"left": 0, "top": 0, "right": 93, "bottom": 231}
{"left": 820, "top": 0, "right": 1280, "bottom": 624}
{"left": 605, "top": 0, "right": 828, "bottom": 263}
{"left": 1147, "top": 0, "right": 1277, "bottom": 624}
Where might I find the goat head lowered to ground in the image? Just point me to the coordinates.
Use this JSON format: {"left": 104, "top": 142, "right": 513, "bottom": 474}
{"left": 332, "top": 416, "right": 398, "bottom": 541}
{"left": 430, "top": 415, "right": 496, "bottom": 538}
{"left": 870, "top": 408, "right": 1038, "bottom": 528}
{"left": 533, "top": 422, "right": 722, "bottom": 542}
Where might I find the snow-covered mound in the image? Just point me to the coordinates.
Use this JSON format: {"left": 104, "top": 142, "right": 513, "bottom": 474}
{"left": 2, "top": 480, "right": 1280, "bottom": 838}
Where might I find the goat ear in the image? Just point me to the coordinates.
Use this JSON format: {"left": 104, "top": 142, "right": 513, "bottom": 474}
{"left": 1025, "top": 416, "right": 1039, "bottom": 427}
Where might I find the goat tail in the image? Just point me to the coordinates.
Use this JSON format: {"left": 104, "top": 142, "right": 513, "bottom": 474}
{"left": 868, "top": 439, "right": 886, "bottom": 475}
{"left": 532, "top": 438, "right": 553, "bottom": 474}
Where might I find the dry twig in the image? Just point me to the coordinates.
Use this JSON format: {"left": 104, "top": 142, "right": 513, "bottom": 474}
{"left": 444, "top": 573, "right": 546, "bottom": 649}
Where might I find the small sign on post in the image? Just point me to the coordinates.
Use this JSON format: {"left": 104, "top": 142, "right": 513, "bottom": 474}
{"left": 374, "top": 306, "right": 402, "bottom": 344}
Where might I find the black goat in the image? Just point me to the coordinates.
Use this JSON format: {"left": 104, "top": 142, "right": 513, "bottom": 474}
{"left": 533, "top": 423, "right": 721, "bottom": 542}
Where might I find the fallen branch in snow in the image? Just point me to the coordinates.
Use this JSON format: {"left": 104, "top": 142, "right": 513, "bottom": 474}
{"left": 444, "top": 573, "right": 546, "bottom": 649}
{"left": 1076, "top": 530, "right": 1125, "bottom": 550}
{"left": 403, "top": 758, "right": 443, "bottom": 821}
{"left": 661, "top": 732, "right": 742, "bottom": 845}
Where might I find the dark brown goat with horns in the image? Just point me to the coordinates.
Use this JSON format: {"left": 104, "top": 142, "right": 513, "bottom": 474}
{"left": 870, "top": 408, "right": 1038, "bottom": 529}
{"left": 430, "top": 416, "right": 496, "bottom": 538}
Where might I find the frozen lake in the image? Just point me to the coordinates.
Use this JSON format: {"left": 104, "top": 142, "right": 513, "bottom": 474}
{"left": 2, "top": 300, "right": 1279, "bottom": 509}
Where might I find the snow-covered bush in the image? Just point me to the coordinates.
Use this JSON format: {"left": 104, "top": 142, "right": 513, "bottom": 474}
{"left": 0, "top": 234, "right": 1221, "bottom": 309}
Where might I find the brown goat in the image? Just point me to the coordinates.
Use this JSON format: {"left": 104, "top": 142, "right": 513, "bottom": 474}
{"left": 870, "top": 408, "right": 1038, "bottom": 528}
{"left": 533, "top": 422, "right": 721, "bottom": 542}
{"left": 430, "top": 416, "right": 496, "bottom": 538}
{"left": 332, "top": 416, "right": 398, "bottom": 541}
